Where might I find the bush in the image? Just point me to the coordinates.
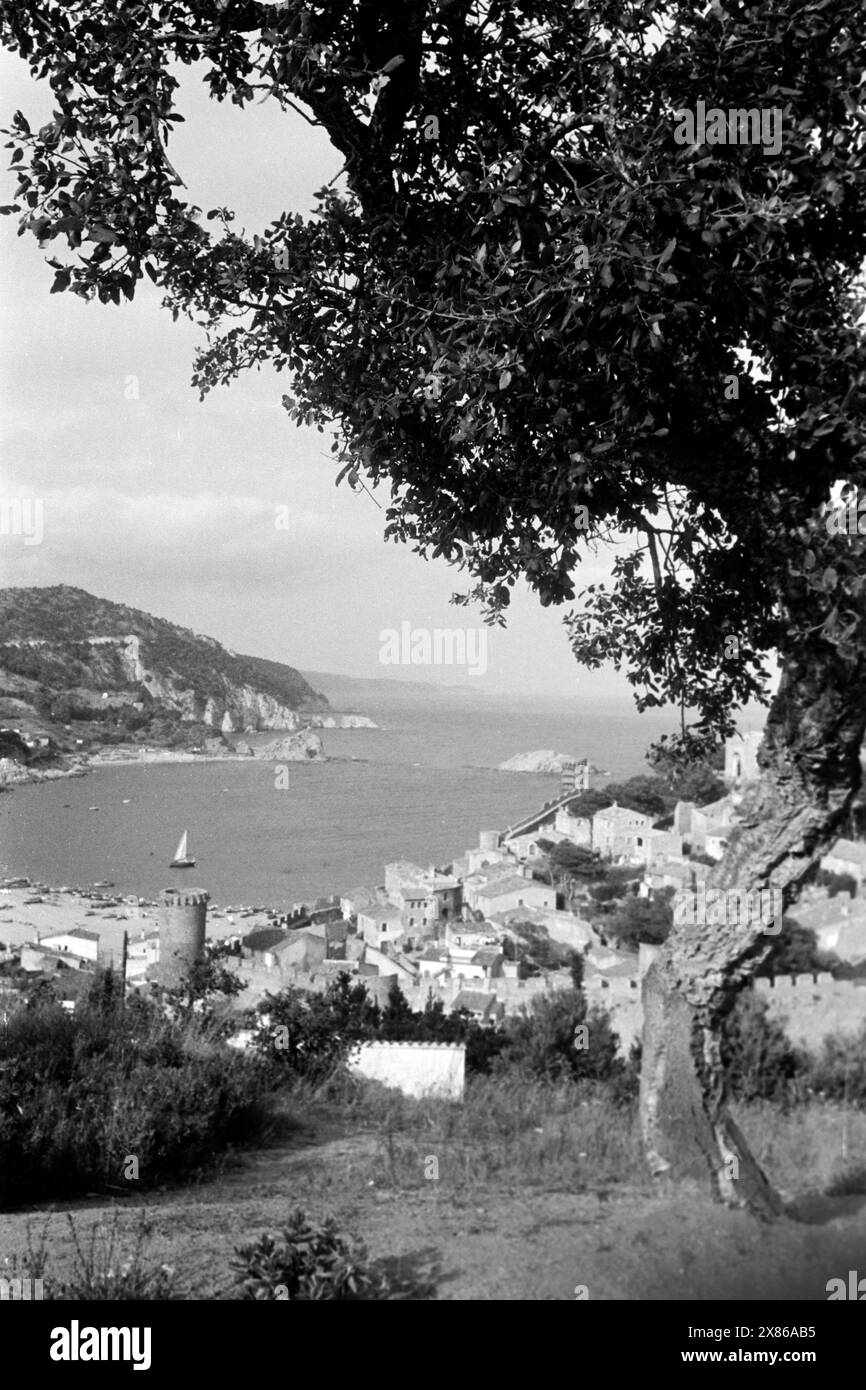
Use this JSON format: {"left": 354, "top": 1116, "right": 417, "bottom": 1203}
{"left": 231, "top": 1210, "right": 392, "bottom": 1300}
{"left": 719, "top": 989, "right": 804, "bottom": 1102}
{"left": 495, "top": 989, "right": 625, "bottom": 1085}
{"left": 825, "top": 1160, "right": 866, "bottom": 1197}
{"left": 0, "top": 977, "right": 272, "bottom": 1205}
{"left": 804, "top": 1024, "right": 866, "bottom": 1105}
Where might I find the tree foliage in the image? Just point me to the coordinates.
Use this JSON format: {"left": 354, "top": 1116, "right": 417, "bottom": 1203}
{"left": 3, "top": 1, "right": 866, "bottom": 754}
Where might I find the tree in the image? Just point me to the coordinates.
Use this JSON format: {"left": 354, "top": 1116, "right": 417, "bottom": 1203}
{"left": 5, "top": 0, "right": 866, "bottom": 1216}
{"left": 499, "top": 988, "right": 622, "bottom": 1083}
{"left": 605, "top": 774, "right": 670, "bottom": 820}
{"left": 602, "top": 890, "right": 674, "bottom": 951}
{"left": 379, "top": 977, "right": 414, "bottom": 1035}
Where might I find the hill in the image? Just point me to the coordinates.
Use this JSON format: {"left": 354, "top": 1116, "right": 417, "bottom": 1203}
{"left": 0, "top": 586, "right": 328, "bottom": 746}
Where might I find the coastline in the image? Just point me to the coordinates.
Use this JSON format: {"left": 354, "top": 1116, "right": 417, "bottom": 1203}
{"left": 0, "top": 877, "right": 282, "bottom": 951}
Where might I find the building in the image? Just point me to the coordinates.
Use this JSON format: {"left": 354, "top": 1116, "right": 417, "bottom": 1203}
{"left": 640, "top": 855, "right": 712, "bottom": 897}
{"left": 270, "top": 930, "right": 328, "bottom": 972}
{"left": 362, "top": 946, "right": 418, "bottom": 985}
{"left": 559, "top": 760, "right": 591, "bottom": 796}
{"left": 591, "top": 804, "right": 655, "bottom": 861}
{"left": 472, "top": 876, "right": 554, "bottom": 917}
{"left": 241, "top": 926, "right": 288, "bottom": 964}
{"left": 340, "top": 887, "right": 381, "bottom": 920}
{"left": 37, "top": 928, "right": 100, "bottom": 963}
{"left": 451, "top": 990, "right": 504, "bottom": 1025}
{"left": 820, "top": 838, "right": 866, "bottom": 886}
{"left": 463, "top": 843, "right": 519, "bottom": 877}
{"left": 673, "top": 796, "right": 734, "bottom": 855}
{"left": 384, "top": 861, "right": 462, "bottom": 923}
{"left": 553, "top": 807, "right": 593, "bottom": 846}
{"left": 500, "top": 830, "right": 569, "bottom": 863}
{"left": 158, "top": 887, "right": 208, "bottom": 989}
{"left": 786, "top": 894, "right": 866, "bottom": 963}
{"left": 357, "top": 903, "right": 405, "bottom": 951}
{"left": 487, "top": 905, "right": 594, "bottom": 953}
{"left": 724, "top": 731, "right": 762, "bottom": 787}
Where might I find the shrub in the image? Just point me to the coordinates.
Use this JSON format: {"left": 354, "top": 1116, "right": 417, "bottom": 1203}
{"left": 825, "top": 1160, "right": 866, "bottom": 1197}
{"left": 231, "top": 1210, "right": 392, "bottom": 1300}
{"left": 495, "top": 989, "right": 624, "bottom": 1085}
{"left": 0, "top": 978, "right": 271, "bottom": 1205}
{"left": 804, "top": 1024, "right": 866, "bottom": 1105}
{"left": 719, "top": 988, "right": 804, "bottom": 1102}
{"left": 5, "top": 1211, "right": 180, "bottom": 1301}
{"left": 49, "top": 1213, "right": 178, "bottom": 1301}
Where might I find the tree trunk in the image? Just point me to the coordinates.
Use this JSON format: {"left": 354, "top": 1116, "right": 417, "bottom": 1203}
{"left": 640, "top": 636, "right": 866, "bottom": 1217}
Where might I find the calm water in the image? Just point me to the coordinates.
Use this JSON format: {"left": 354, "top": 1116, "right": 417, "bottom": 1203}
{"left": 0, "top": 698, "right": 677, "bottom": 908}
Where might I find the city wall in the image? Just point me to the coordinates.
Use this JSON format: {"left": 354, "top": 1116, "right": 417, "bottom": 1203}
{"left": 347, "top": 1042, "right": 466, "bottom": 1100}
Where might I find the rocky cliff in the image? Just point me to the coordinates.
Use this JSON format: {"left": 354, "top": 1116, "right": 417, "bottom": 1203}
{"left": 253, "top": 731, "right": 326, "bottom": 761}
{"left": 0, "top": 585, "right": 329, "bottom": 735}
{"left": 498, "top": 749, "right": 582, "bottom": 774}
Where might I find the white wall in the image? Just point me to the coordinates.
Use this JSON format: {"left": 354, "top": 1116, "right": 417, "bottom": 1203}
{"left": 347, "top": 1042, "right": 465, "bottom": 1100}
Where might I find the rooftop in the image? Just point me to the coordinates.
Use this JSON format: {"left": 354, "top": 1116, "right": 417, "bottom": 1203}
{"left": 42, "top": 927, "right": 100, "bottom": 943}
{"left": 453, "top": 990, "right": 498, "bottom": 1014}
{"left": 476, "top": 876, "right": 540, "bottom": 899}
{"left": 243, "top": 927, "right": 288, "bottom": 952}
{"left": 825, "top": 838, "right": 866, "bottom": 872}
{"left": 359, "top": 904, "right": 403, "bottom": 923}
{"left": 593, "top": 803, "right": 653, "bottom": 825}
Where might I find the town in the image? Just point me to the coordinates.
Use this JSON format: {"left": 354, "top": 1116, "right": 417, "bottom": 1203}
{"left": 3, "top": 732, "right": 864, "bottom": 1061}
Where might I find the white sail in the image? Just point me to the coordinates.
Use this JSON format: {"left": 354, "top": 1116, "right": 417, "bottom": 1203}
{"left": 173, "top": 830, "right": 189, "bottom": 862}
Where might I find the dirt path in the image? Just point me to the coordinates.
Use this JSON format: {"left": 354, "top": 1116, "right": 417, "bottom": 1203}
{"left": 3, "top": 1130, "right": 864, "bottom": 1300}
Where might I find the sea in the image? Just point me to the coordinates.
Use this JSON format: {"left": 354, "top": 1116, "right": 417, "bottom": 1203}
{"left": 0, "top": 695, "right": 679, "bottom": 909}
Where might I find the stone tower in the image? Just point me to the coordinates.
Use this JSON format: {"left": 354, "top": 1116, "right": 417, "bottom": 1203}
{"left": 158, "top": 887, "right": 208, "bottom": 988}
{"left": 560, "top": 759, "right": 590, "bottom": 798}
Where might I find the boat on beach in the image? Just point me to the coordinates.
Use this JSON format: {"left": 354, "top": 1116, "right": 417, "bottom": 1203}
{"left": 170, "top": 829, "right": 195, "bottom": 869}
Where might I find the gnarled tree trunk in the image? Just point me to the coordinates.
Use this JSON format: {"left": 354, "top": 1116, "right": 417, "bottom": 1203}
{"left": 640, "top": 638, "right": 866, "bottom": 1217}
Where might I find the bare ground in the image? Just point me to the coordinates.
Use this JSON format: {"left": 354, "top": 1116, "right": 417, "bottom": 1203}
{"left": 3, "top": 1116, "right": 864, "bottom": 1301}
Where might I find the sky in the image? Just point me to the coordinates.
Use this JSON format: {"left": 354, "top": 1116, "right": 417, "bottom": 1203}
{"left": 0, "top": 42, "right": 695, "bottom": 705}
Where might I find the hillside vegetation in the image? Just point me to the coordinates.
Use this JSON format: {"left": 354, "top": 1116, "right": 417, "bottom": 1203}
{"left": 0, "top": 586, "right": 328, "bottom": 744}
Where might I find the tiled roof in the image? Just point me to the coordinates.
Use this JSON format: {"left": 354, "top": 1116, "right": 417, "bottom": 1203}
{"left": 453, "top": 990, "right": 497, "bottom": 1013}
{"left": 471, "top": 949, "right": 503, "bottom": 968}
{"left": 592, "top": 804, "right": 652, "bottom": 825}
{"left": 243, "top": 928, "right": 287, "bottom": 952}
{"left": 359, "top": 904, "right": 403, "bottom": 922}
{"left": 477, "top": 876, "right": 538, "bottom": 898}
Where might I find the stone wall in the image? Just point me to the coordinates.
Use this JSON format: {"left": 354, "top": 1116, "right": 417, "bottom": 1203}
{"left": 347, "top": 1041, "right": 465, "bottom": 1100}
{"left": 754, "top": 973, "right": 865, "bottom": 1050}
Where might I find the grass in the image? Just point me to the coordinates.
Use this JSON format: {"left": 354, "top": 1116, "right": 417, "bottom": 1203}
{"left": 5, "top": 1079, "right": 864, "bottom": 1301}
{"left": 733, "top": 1098, "right": 866, "bottom": 1197}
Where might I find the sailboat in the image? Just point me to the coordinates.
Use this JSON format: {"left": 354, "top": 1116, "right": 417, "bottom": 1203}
{"left": 170, "top": 829, "right": 195, "bottom": 869}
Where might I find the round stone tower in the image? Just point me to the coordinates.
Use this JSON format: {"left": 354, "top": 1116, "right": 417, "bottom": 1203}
{"left": 158, "top": 887, "right": 208, "bottom": 988}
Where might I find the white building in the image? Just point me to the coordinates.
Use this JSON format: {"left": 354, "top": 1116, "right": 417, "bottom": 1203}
{"left": 38, "top": 928, "right": 100, "bottom": 963}
{"left": 472, "top": 876, "right": 554, "bottom": 917}
{"left": 591, "top": 804, "right": 655, "bottom": 861}
{"left": 553, "top": 808, "right": 593, "bottom": 846}
{"left": 357, "top": 904, "right": 405, "bottom": 951}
